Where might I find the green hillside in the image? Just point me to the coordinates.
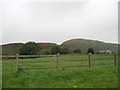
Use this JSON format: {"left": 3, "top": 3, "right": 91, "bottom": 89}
{"left": 2, "top": 43, "right": 23, "bottom": 55}
{"left": 38, "top": 43, "right": 57, "bottom": 49}
{"left": 61, "top": 39, "right": 119, "bottom": 53}
{"left": 1, "top": 38, "right": 119, "bottom": 55}
{"left": 2, "top": 43, "right": 57, "bottom": 55}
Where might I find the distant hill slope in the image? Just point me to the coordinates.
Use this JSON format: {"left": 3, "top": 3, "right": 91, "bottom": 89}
{"left": 61, "top": 39, "right": 119, "bottom": 53}
{"left": 2, "top": 43, "right": 57, "bottom": 55}
{"left": 38, "top": 43, "right": 57, "bottom": 49}
{"left": 2, "top": 43, "right": 23, "bottom": 55}
{"left": 1, "top": 38, "right": 119, "bottom": 55}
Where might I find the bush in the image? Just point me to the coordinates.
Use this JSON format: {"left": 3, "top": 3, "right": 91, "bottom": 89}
{"left": 51, "top": 45, "right": 61, "bottom": 54}
{"left": 87, "top": 48, "right": 94, "bottom": 54}
{"left": 73, "top": 49, "right": 81, "bottom": 53}
{"left": 61, "top": 48, "right": 70, "bottom": 54}
{"left": 19, "top": 41, "right": 41, "bottom": 55}
{"left": 38, "top": 49, "right": 51, "bottom": 55}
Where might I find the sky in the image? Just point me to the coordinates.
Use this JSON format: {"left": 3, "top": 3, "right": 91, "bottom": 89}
{"left": 0, "top": 0, "right": 119, "bottom": 45}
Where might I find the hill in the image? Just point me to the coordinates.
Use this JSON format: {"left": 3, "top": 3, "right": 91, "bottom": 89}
{"left": 2, "top": 43, "right": 57, "bottom": 55}
{"left": 2, "top": 43, "right": 23, "bottom": 55}
{"left": 38, "top": 43, "right": 57, "bottom": 49}
{"left": 1, "top": 38, "right": 119, "bottom": 55}
{"left": 61, "top": 39, "right": 119, "bottom": 53}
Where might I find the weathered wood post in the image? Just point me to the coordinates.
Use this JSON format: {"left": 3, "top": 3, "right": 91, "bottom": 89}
{"left": 114, "top": 53, "right": 117, "bottom": 66}
{"left": 88, "top": 53, "right": 91, "bottom": 68}
{"left": 56, "top": 53, "right": 60, "bottom": 70}
{"left": 16, "top": 53, "right": 19, "bottom": 73}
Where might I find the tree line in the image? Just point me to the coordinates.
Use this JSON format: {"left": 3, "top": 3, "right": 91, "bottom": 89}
{"left": 19, "top": 41, "right": 94, "bottom": 55}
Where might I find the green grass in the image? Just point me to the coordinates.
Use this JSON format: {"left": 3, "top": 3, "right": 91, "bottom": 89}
{"left": 2, "top": 54, "right": 118, "bottom": 88}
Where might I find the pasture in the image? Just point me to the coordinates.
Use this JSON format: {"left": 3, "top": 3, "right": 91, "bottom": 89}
{"left": 2, "top": 54, "right": 118, "bottom": 88}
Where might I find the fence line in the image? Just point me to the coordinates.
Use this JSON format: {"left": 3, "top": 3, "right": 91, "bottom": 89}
{"left": 0, "top": 54, "right": 57, "bottom": 58}
{"left": 88, "top": 53, "right": 91, "bottom": 68}
{"left": 16, "top": 53, "right": 19, "bottom": 73}
{"left": 1, "top": 53, "right": 118, "bottom": 73}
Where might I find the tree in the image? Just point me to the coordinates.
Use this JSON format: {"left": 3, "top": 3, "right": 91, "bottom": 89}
{"left": 87, "top": 48, "right": 94, "bottom": 54}
{"left": 38, "top": 49, "right": 51, "bottom": 55}
{"left": 73, "top": 49, "right": 81, "bottom": 53}
{"left": 19, "top": 41, "right": 41, "bottom": 55}
{"left": 51, "top": 45, "right": 61, "bottom": 54}
{"left": 61, "top": 48, "right": 70, "bottom": 54}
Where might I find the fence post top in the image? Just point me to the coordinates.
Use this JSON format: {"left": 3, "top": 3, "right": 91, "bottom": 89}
{"left": 16, "top": 53, "right": 19, "bottom": 55}
{"left": 89, "top": 53, "right": 91, "bottom": 55}
{"left": 57, "top": 53, "right": 60, "bottom": 56}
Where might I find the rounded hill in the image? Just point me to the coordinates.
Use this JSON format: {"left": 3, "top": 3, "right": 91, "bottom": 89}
{"left": 61, "top": 38, "right": 118, "bottom": 53}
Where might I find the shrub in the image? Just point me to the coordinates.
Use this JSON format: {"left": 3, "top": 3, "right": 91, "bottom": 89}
{"left": 51, "top": 45, "right": 61, "bottom": 54}
{"left": 73, "top": 49, "right": 81, "bottom": 53}
{"left": 19, "top": 41, "right": 41, "bottom": 55}
{"left": 38, "top": 49, "right": 51, "bottom": 55}
{"left": 61, "top": 48, "right": 70, "bottom": 54}
{"left": 87, "top": 48, "right": 94, "bottom": 54}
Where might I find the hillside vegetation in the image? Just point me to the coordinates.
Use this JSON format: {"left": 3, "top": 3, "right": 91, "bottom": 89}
{"left": 61, "top": 39, "right": 119, "bottom": 53}
{"left": 1, "top": 38, "right": 119, "bottom": 55}
{"left": 2, "top": 43, "right": 23, "bottom": 55}
{"left": 2, "top": 43, "right": 56, "bottom": 55}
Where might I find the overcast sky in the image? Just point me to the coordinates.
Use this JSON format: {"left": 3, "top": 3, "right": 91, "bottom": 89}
{"left": 1, "top": 0, "right": 119, "bottom": 45}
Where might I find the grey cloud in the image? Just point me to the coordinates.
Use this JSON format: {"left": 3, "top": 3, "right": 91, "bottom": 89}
{"left": 1, "top": 0, "right": 118, "bottom": 44}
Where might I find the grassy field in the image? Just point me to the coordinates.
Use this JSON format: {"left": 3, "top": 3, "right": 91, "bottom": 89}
{"left": 2, "top": 54, "right": 118, "bottom": 88}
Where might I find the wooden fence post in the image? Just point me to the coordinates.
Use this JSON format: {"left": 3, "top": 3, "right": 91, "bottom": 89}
{"left": 56, "top": 53, "right": 60, "bottom": 70}
{"left": 88, "top": 53, "right": 91, "bottom": 68}
{"left": 114, "top": 53, "right": 117, "bottom": 66}
{"left": 16, "top": 53, "right": 19, "bottom": 73}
